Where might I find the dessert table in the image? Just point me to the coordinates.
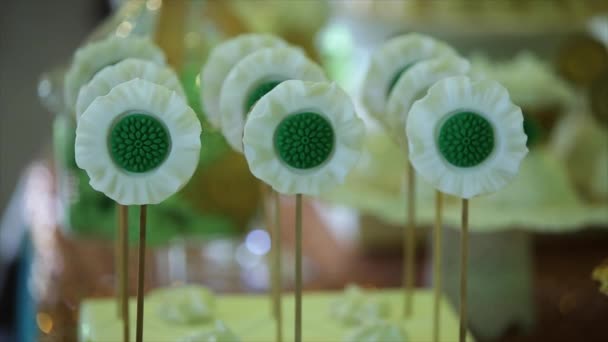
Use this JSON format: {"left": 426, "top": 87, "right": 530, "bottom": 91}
{"left": 2, "top": 161, "right": 608, "bottom": 341}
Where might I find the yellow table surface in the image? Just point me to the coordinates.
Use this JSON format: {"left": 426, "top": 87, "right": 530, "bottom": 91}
{"left": 79, "top": 289, "right": 474, "bottom": 342}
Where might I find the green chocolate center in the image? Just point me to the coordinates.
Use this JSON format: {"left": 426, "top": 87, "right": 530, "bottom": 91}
{"left": 437, "top": 111, "right": 494, "bottom": 168}
{"left": 245, "top": 81, "right": 283, "bottom": 113}
{"left": 109, "top": 113, "right": 171, "bottom": 173}
{"left": 273, "top": 112, "right": 335, "bottom": 170}
{"left": 387, "top": 62, "right": 416, "bottom": 97}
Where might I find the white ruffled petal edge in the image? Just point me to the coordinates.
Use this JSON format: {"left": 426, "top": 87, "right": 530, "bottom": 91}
{"left": 361, "top": 33, "right": 457, "bottom": 125}
{"left": 76, "top": 58, "right": 184, "bottom": 119}
{"left": 243, "top": 80, "right": 365, "bottom": 196}
{"left": 200, "top": 34, "right": 287, "bottom": 128}
{"left": 386, "top": 54, "right": 470, "bottom": 145}
{"left": 406, "top": 76, "right": 528, "bottom": 199}
{"left": 75, "top": 78, "right": 201, "bottom": 205}
{"left": 65, "top": 35, "right": 166, "bottom": 113}
{"left": 220, "top": 46, "right": 327, "bottom": 153}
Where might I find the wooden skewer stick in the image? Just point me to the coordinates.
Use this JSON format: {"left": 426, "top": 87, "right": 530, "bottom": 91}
{"left": 259, "top": 183, "right": 276, "bottom": 318}
{"left": 459, "top": 199, "right": 469, "bottom": 342}
{"left": 273, "top": 190, "right": 283, "bottom": 342}
{"left": 135, "top": 205, "right": 147, "bottom": 342}
{"left": 433, "top": 191, "right": 444, "bottom": 342}
{"left": 403, "top": 162, "right": 416, "bottom": 317}
{"left": 260, "top": 182, "right": 284, "bottom": 342}
{"left": 294, "top": 194, "right": 303, "bottom": 342}
{"left": 118, "top": 204, "right": 130, "bottom": 342}
{"left": 115, "top": 204, "right": 122, "bottom": 318}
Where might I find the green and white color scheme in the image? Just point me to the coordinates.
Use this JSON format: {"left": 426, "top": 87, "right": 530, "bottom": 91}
{"left": 219, "top": 47, "right": 327, "bottom": 153}
{"left": 406, "top": 76, "right": 528, "bottom": 199}
{"left": 386, "top": 54, "right": 470, "bottom": 144}
{"left": 76, "top": 58, "right": 184, "bottom": 119}
{"left": 64, "top": 35, "right": 166, "bottom": 112}
{"left": 361, "top": 33, "right": 458, "bottom": 128}
{"left": 200, "top": 33, "right": 288, "bottom": 128}
{"left": 242, "top": 80, "right": 364, "bottom": 196}
{"left": 75, "top": 78, "right": 201, "bottom": 205}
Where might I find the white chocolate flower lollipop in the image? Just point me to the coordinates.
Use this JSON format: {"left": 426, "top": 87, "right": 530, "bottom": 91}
{"left": 219, "top": 46, "right": 327, "bottom": 153}
{"left": 243, "top": 80, "right": 364, "bottom": 196}
{"left": 200, "top": 33, "right": 288, "bottom": 128}
{"left": 76, "top": 58, "right": 184, "bottom": 118}
{"left": 75, "top": 78, "right": 201, "bottom": 205}
{"left": 65, "top": 36, "right": 166, "bottom": 112}
{"left": 386, "top": 54, "right": 470, "bottom": 144}
{"left": 243, "top": 80, "right": 364, "bottom": 342}
{"left": 361, "top": 33, "right": 458, "bottom": 127}
{"left": 406, "top": 76, "right": 528, "bottom": 199}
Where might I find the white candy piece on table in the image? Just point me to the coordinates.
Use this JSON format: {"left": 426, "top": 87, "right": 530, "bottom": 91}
{"left": 146, "top": 286, "right": 215, "bottom": 325}
{"left": 344, "top": 320, "right": 407, "bottom": 342}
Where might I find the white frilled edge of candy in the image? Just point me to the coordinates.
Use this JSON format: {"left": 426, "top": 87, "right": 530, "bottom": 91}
{"left": 76, "top": 58, "right": 184, "bottom": 119}
{"left": 386, "top": 54, "right": 470, "bottom": 146}
{"left": 64, "top": 35, "right": 166, "bottom": 113}
{"left": 361, "top": 33, "right": 458, "bottom": 127}
{"left": 200, "top": 33, "right": 288, "bottom": 129}
{"left": 220, "top": 46, "right": 327, "bottom": 153}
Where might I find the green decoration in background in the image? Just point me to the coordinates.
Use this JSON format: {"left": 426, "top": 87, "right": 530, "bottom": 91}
{"left": 53, "top": 114, "right": 77, "bottom": 168}
{"left": 590, "top": 71, "right": 608, "bottom": 127}
{"left": 181, "top": 62, "right": 204, "bottom": 116}
{"left": 522, "top": 113, "right": 542, "bottom": 148}
{"left": 245, "top": 81, "right": 283, "bottom": 112}
{"left": 69, "top": 169, "right": 236, "bottom": 246}
{"left": 274, "top": 112, "right": 335, "bottom": 170}
{"left": 387, "top": 63, "right": 415, "bottom": 97}
{"left": 180, "top": 63, "right": 232, "bottom": 168}
{"left": 438, "top": 111, "right": 495, "bottom": 168}
{"left": 109, "top": 114, "right": 171, "bottom": 173}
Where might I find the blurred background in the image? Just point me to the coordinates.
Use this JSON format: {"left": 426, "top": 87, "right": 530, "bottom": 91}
{"left": 0, "top": 1, "right": 107, "bottom": 341}
{"left": 1, "top": 1, "right": 607, "bottom": 341}
{"left": 0, "top": 0, "right": 109, "bottom": 217}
